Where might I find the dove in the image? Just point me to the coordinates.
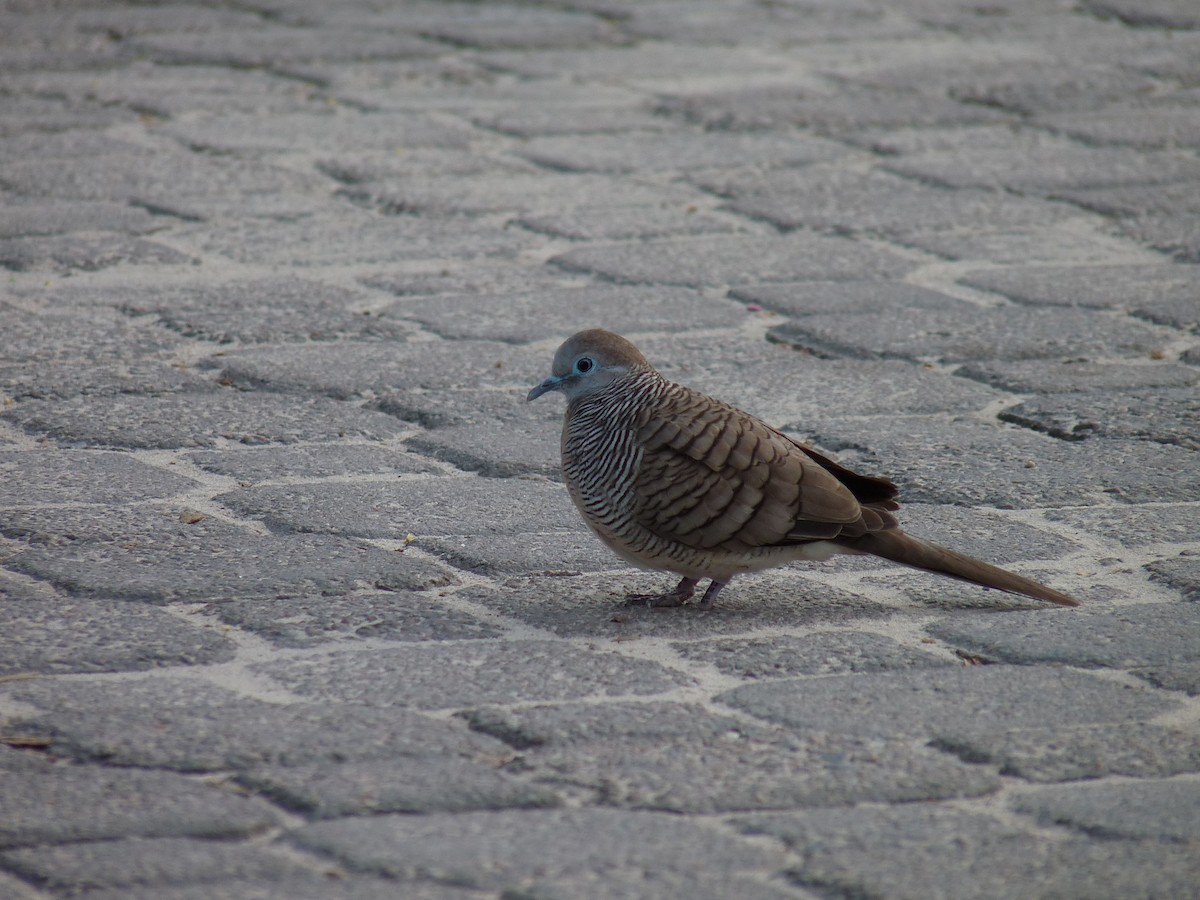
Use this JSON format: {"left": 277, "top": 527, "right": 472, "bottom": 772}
{"left": 527, "top": 329, "right": 1079, "bottom": 609}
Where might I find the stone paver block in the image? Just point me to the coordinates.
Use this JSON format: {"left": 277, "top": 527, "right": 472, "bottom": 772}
{"left": 1, "top": 505, "right": 453, "bottom": 601}
{"left": 767, "top": 304, "right": 1167, "bottom": 364}
{"left": 0, "top": 451, "right": 197, "bottom": 506}
{"left": 673, "top": 631, "right": 953, "bottom": 679}
{"left": 463, "top": 701, "right": 997, "bottom": 814}
{"left": 379, "top": 284, "right": 746, "bottom": 343}
{"left": 552, "top": 233, "right": 915, "bottom": 288}
{"left": 163, "top": 110, "right": 479, "bottom": 154}
{"left": 2, "top": 678, "right": 513, "bottom": 772}
{"left": 1044, "top": 503, "right": 1199, "bottom": 547}
{"left": 0, "top": 599, "right": 234, "bottom": 676}
{"left": 73, "top": 878, "right": 484, "bottom": 900}
{"left": 899, "top": 221, "right": 1157, "bottom": 266}
{"left": 719, "top": 666, "right": 1179, "bottom": 741}
{"left": 0, "top": 198, "right": 164, "bottom": 238}
{"left": 1147, "top": 553, "right": 1200, "bottom": 602}
{"left": 117, "top": 278, "right": 412, "bottom": 344}
{"left": 1037, "top": 103, "right": 1200, "bottom": 151}
{"left": 289, "top": 808, "right": 784, "bottom": 889}
{"left": 1012, "top": 779, "right": 1200, "bottom": 841}
{"left": 185, "top": 444, "right": 441, "bottom": 482}
{"left": 0, "top": 233, "right": 194, "bottom": 274}
{"left": 706, "top": 165, "right": 1076, "bottom": 235}
{"left": 733, "top": 281, "right": 968, "bottom": 318}
{"left": 177, "top": 211, "right": 533, "bottom": 266}
{"left": 1054, "top": 181, "right": 1200, "bottom": 262}
{"left": 957, "top": 358, "right": 1199, "bottom": 394}
{"left": 934, "top": 723, "right": 1200, "bottom": 783}
{"left": 0, "top": 765, "right": 277, "bottom": 850}
{"left": 456, "top": 571, "right": 890, "bottom": 639}
{"left": 209, "top": 591, "right": 502, "bottom": 647}
{"left": 517, "top": 202, "right": 745, "bottom": 241}
{"left": 2, "top": 391, "right": 408, "bottom": 449}
{"left": 240, "top": 756, "right": 560, "bottom": 818}
{"left": 797, "top": 417, "right": 1200, "bottom": 507}
{"left": 2, "top": 301, "right": 182, "bottom": 364}
{"left": 1137, "top": 660, "right": 1200, "bottom": 695}
{"left": 0, "top": 837, "right": 310, "bottom": 896}
{"left": 217, "top": 475, "right": 581, "bottom": 541}
{"left": 926, "top": 603, "right": 1200, "bottom": 669}
{"left": 129, "top": 27, "right": 439, "bottom": 67}
{"left": 405, "top": 423, "right": 561, "bottom": 479}
{"left": 212, "top": 338, "right": 544, "bottom": 400}
{"left": 252, "top": 640, "right": 688, "bottom": 710}
{"left": 736, "top": 805, "right": 1200, "bottom": 900}
{"left": 1001, "top": 386, "right": 1200, "bottom": 448}
{"left": 519, "top": 131, "right": 845, "bottom": 174}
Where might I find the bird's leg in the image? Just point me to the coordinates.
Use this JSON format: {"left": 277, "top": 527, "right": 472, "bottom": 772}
{"left": 625, "top": 576, "right": 698, "bottom": 608}
{"left": 693, "top": 579, "right": 728, "bottom": 610}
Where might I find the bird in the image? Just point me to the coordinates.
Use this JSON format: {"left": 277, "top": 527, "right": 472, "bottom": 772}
{"left": 527, "top": 328, "right": 1079, "bottom": 610}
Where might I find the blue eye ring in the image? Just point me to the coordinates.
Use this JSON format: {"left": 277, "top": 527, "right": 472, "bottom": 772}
{"left": 576, "top": 356, "right": 595, "bottom": 374}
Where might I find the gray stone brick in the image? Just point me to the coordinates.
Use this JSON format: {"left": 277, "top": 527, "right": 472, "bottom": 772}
{"left": 519, "top": 131, "right": 845, "bottom": 174}
{"left": 673, "top": 632, "right": 953, "bottom": 679}
{"left": 934, "top": 723, "right": 1200, "bottom": 783}
{"left": 3, "top": 391, "right": 408, "bottom": 449}
{"left": 456, "top": 571, "right": 890, "bottom": 639}
{"left": 767, "top": 304, "right": 1167, "bottom": 363}
{"left": 380, "top": 284, "right": 745, "bottom": 344}
{"left": 1147, "top": 553, "right": 1200, "bottom": 602}
{"left": 719, "top": 666, "right": 1179, "bottom": 741}
{"left": 624, "top": 2, "right": 923, "bottom": 46}
{"left": 1044, "top": 503, "right": 1200, "bottom": 546}
{"left": 956, "top": 358, "right": 1200, "bottom": 394}
{"left": 186, "top": 444, "right": 441, "bottom": 482}
{"left": 1001, "top": 386, "right": 1200, "bottom": 448}
{"left": 0, "top": 198, "right": 163, "bottom": 238}
{"left": 289, "top": 809, "right": 784, "bottom": 889}
{"left": 1, "top": 505, "right": 453, "bottom": 601}
{"left": 0, "top": 598, "right": 234, "bottom": 676}
{"left": 360, "top": 260, "right": 573, "bottom": 298}
{"left": 948, "top": 62, "right": 1161, "bottom": 115}
{"left": 218, "top": 475, "right": 582, "bottom": 541}
{"left": 927, "top": 603, "right": 1200, "bottom": 669}
{"left": 1055, "top": 181, "right": 1200, "bottom": 262}
{"left": 3, "top": 678, "right": 511, "bottom": 772}
{"left": 0, "top": 451, "right": 196, "bottom": 506}
{"left": 240, "top": 756, "right": 560, "bottom": 818}
{"left": 0, "top": 234, "right": 194, "bottom": 273}
{"left": 1011, "top": 778, "right": 1200, "bottom": 841}
{"left": 655, "top": 83, "right": 999, "bottom": 133}
{"left": 405, "top": 424, "right": 560, "bottom": 479}
{"left": 1037, "top": 103, "right": 1200, "bottom": 151}
{"left": 883, "top": 129, "right": 1200, "bottom": 192}
{"left": 900, "top": 222, "right": 1154, "bottom": 266}
{"left": 176, "top": 210, "right": 533, "bottom": 266}
{"left": 117, "top": 278, "right": 412, "bottom": 344}
{"left": 129, "top": 27, "right": 438, "bottom": 67}
{"left": 0, "top": 360, "right": 215, "bottom": 403}
{"left": 415, "top": 531, "right": 616, "bottom": 578}
{"left": 0, "top": 837, "right": 309, "bottom": 896}
{"left": 252, "top": 640, "right": 688, "bottom": 709}
{"left": 1083, "top": 0, "right": 1200, "bottom": 28}
{"left": 1137, "top": 661, "right": 1200, "bottom": 695}
{"left": 795, "top": 417, "right": 1200, "bottom": 507}
{"left": 480, "top": 42, "right": 791, "bottom": 81}
{"left": 73, "top": 878, "right": 484, "bottom": 900}
{"left": 470, "top": 101, "right": 671, "bottom": 138}
{"left": 210, "top": 591, "right": 502, "bottom": 647}
{"left": 520, "top": 869, "right": 808, "bottom": 900}
{"left": 415, "top": 6, "right": 622, "bottom": 49}
{"left": 1, "top": 301, "right": 181, "bottom": 365}
{"left": 517, "top": 202, "right": 745, "bottom": 241}
{"left": 735, "top": 805, "right": 1200, "bottom": 900}
{"left": 552, "top": 233, "right": 914, "bottom": 288}
{"left": 0, "top": 765, "right": 277, "bottom": 850}
{"left": 704, "top": 165, "right": 1075, "bottom": 235}
{"left": 463, "top": 700, "right": 997, "bottom": 814}
{"left": 163, "top": 110, "right": 479, "bottom": 155}
{"left": 343, "top": 171, "right": 707, "bottom": 218}
{"left": 733, "top": 281, "right": 967, "bottom": 318}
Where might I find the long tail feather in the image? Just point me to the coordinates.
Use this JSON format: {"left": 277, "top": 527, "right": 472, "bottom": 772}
{"left": 845, "top": 529, "right": 1080, "bottom": 607}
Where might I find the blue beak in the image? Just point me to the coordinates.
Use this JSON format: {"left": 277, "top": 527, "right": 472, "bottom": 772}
{"left": 527, "top": 375, "right": 564, "bottom": 401}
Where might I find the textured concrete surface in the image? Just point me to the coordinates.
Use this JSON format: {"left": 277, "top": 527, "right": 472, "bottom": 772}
{"left": 1, "top": 1, "right": 1198, "bottom": 898}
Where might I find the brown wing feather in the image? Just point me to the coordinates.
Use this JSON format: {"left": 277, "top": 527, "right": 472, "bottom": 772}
{"left": 633, "top": 387, "right": 883, "bottom": 552}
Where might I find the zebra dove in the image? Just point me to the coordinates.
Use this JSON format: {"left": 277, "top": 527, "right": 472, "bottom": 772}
{"left": 528, "top": 328, "right": 1079, "bottom": 609}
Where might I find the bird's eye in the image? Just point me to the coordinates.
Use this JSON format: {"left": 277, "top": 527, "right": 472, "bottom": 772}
{"left": 576, "top": 357, "right": 595, "bottom": 374}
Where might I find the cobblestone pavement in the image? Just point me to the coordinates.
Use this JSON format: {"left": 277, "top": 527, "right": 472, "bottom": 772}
{"left": 2, "top": 1, "right": 1199, "bottom": 897}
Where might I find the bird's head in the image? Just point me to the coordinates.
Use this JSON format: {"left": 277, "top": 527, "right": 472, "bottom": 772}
{"left": 527, "top": 328, "right": 651, "bottom": 403}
